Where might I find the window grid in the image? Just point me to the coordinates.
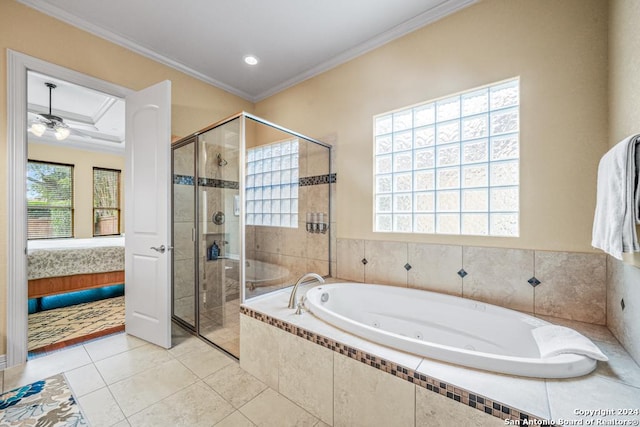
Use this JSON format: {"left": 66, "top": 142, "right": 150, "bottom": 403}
{"left": 93, "top": 167, "right": 121, "bottom": 236}
{"left": 374, "top": 78, "right": 520, "bottom": 236}
{"left": 246, "top": 139, "right": 299, "bottom": 228}
{"left": 27, "top": 160, "right": 74, "bottom": 239}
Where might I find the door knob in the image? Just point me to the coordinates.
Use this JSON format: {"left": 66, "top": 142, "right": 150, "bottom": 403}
{"left": 150, "top": 245, "right": 166, "bottom": 253}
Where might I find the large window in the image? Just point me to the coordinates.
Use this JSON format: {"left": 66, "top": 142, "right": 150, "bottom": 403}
{"left": 246, "top": 139, "right": 299, "bottom": 228}
{"left": 93, "top": 167, "right": 121, "bottom": 236}
{"left": 27, "top": 160, "right": 74, "bottom": 239}
{"left": 373, "top": 78, "right": 520, "bottom": 236}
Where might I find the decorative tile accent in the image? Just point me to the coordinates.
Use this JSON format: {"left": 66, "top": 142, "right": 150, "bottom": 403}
{"left": 457, "top": 269, "right": 468, "bottom": 278}
{"left": 621, "top": 298, "right": 625, "bottom": 311}
{"left": 198, "top": 177, "right": 240, "bottom": 189}
{"left": 404, "top": 263, "right": 412, "bottom": 271}
{"left": 528, "top": 277, "right": 541, "bottom": 287}
{"left": 362, "top": 258, "right": 368, "bottom": 265}
{"left": 173, "top": 174, "right": 195, "bottom": 186}
{"left": 240, "top": 306, "right": 542, "bottom": 424}
{"left": 299, "top": 173, "right": 336, "bottom": 186}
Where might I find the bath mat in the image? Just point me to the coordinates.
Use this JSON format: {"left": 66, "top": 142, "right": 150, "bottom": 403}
{"left": 0, "top": 374, "right": 88, "bottom": 426}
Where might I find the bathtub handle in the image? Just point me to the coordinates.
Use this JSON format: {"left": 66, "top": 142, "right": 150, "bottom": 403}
{"left": 295, "top": 296, "right": 307, "bottom": 315}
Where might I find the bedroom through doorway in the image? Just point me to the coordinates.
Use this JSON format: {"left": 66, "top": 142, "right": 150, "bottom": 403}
{"left": 26, "top": 71, "right": 126, "bottom": 356}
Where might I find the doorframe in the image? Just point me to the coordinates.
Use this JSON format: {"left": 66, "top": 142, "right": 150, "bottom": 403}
{"left": 6, "top": 50, "right": 132, "bottom": 367}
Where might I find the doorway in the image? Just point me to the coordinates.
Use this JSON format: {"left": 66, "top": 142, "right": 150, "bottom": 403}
{"left": 25, "top": 71, "right": 126, "bottom": 355}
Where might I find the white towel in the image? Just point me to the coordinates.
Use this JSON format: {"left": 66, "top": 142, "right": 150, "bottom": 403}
{"left": 592, "top": 134, "right": 640, "bottom": 260}
{"left": 532, "top": 325, "right": 608, "bottom": 361}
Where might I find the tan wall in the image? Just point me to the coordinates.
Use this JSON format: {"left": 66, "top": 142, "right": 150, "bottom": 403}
{"left": 0, "top": 1, "right": 254, "bottom": 355}
{"left": 255, "top": 0, "right": 610, "bottom": 253}
{"left": 607, "top": 0, "right": 640, "bottom": 364}
{"left": 28, "top": 142, "right": 126, "bottom": 238}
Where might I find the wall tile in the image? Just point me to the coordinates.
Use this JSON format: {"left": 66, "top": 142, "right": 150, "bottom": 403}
{"left": 364, "top": 240, "right": 408, "bottom": 286}
{"left": 415, "top": 385, "right": 503, "bottom": 426}
{"left": 333, "top": 353, "right": 414, "bottom": 427}
{"left": 278, "top": 331, "right": 334, "bottom": 425}
{"left": 462, "top": 246, "right": 534, "bottom": 313}
{"left": 408, "top": 243, "right": 463, "bottom": 296}
{"left": 607, "top": 257, "right": 640, "bottom": 365}
{"left": 336, "top": 239, "right": 365, "bottom": 282}
{"left": 239, "top": 314, "right": 281, "bottom": 390}
{"left": 534, "top": 251, "right": 606, "bottom": 325}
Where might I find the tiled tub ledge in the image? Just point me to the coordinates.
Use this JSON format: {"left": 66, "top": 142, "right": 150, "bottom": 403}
{"left": 239, "top": 284, "right": 640, "bottom": 427}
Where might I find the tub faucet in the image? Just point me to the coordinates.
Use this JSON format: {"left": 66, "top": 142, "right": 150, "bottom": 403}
{"left": 288, "top": 272, "right": 325, "bottom": 309}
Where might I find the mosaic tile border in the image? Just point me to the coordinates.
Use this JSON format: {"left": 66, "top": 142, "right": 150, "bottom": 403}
{"left": 299, "top": 173, "right": 337, "bottom": 186}
{"left": 175, "top": 173, "right": 336, "bottom": 188}
{"left": 240, "top": 306, "right": 541, "bottom": 424}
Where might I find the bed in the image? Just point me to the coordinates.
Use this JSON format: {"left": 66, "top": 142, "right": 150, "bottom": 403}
{"left": 27, "top": 237, "right": 125, "bottom": 298}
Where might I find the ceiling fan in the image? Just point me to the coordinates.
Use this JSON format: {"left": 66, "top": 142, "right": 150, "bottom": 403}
{"left": 29, "top": 82, "right": 89, "bottom": 141}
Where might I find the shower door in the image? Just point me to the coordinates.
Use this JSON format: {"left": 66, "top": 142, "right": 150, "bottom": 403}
{"left": 172, "top": 138, "right": 197, "bottom": 328}
{"left": 197, "top": 118, "right": 241, "bottom": 357}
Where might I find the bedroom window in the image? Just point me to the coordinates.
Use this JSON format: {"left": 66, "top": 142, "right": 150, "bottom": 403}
{"left": 373, "top": 78, "right": 520, "bottom": 236}
{"left": 93, "top": 167, "right": 121, "bottom": 236}
{"left": 246, "top": 139, "right": 299, "bottom": 228}
{"left": 27, "top": 160, "right": 74, "bottom": 239}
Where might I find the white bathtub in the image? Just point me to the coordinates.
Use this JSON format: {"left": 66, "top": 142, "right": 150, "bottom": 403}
{"left": 304, "top": 283, "right": 597, "bottom": 378}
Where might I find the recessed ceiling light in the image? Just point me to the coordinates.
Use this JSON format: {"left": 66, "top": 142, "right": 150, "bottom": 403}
{"left": 244, "top": 55, "right": 259, "bottom": 66}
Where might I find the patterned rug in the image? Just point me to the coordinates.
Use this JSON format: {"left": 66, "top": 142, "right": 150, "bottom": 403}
{"left": 0, "top": 374, "right": 88, "bottom": 426}
{"left": 29, "top": 296, "right": 125, "bottom": 353}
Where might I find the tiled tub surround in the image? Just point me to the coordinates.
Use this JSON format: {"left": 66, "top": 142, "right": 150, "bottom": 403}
{"left": 337, "top": 239, "right": 608, "bottom": 325}
{"left": 240, "top": 285, "right": 640, "bottom": 426}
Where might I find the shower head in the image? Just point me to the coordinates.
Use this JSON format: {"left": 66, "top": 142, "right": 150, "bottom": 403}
{"left": 217, "top": 153, "right": 228, "bottom": 167}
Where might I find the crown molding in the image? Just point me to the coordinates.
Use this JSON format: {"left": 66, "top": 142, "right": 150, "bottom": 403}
{"left": 16, "top": 0, "right": 256, "bottom": 101}
{"left": 17, "top": 0, "right": 477, "bottom": 104}
{"left": 252, "top": 0, "right": 478, "bottom": 101}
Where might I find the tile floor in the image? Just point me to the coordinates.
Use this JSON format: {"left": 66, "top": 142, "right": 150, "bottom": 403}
{"left": 1, "top": 324, "right": 326, "bottom": 427}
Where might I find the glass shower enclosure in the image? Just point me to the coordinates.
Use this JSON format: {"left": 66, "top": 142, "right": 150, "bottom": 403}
{"left": 171, "top": 112, "right": 332, "bottom": 358}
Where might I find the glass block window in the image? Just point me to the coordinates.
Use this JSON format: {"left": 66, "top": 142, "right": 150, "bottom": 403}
{"left": 374, "top": 78, "right": 520, "bottom": 236}
{"left": 246, "top": 139, "right": 299, "bottom": 227}
{"left": 27, "top": 160, "right": 74, "bottom": 239}
{"left": 93, "top": 167, "right": 121, "bottom": 236}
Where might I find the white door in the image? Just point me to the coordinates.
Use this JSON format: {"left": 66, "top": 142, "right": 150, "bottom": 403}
{"left": 124, "top": 80, "right": 172, "bottom": 348}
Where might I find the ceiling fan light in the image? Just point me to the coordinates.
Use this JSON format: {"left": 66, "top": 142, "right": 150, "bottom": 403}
{"left": 54, "top": 126, "right": 70, "bottom": 141}
{"left": 30, "top": 122, "right": 46, "bottom": 137}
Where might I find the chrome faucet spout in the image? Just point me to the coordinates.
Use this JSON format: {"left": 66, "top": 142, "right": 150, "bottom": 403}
{"left": 288, "top": 273, "right": 325, "bottom": 309}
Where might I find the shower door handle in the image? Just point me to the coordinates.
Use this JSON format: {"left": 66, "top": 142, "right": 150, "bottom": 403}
{"left": 150, "top": 245, "right": 167, "bottom": 253}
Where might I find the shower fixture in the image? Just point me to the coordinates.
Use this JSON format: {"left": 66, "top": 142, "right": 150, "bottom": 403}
{"left": 217, "top": 153, "right": 228, "bottom": 166}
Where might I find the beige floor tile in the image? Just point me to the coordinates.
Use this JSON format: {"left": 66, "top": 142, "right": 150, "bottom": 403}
{"left": 215, "top": 411, "right": 255, "bottom": 427}
{"left": 314, "top": 421, "right": 331, "bottom": 427}
{"left": 177, "top": 345, "right": 234, "bottom": 378}
{"left": 84, "top": 332, "right": 147, "bottom": 362}
{"left": 95, "top": 343, "right": 173, "bottom": 384}
{"left": 4, "top": 346, "right": 92, "bottom": 391}
{"left": 240, "top": 388, "right": 318, "bottom": 427}
{"left": 167, "top": 334, "right": 212, "bottom": 358}
{"left": 65, "top": 363, "right": 106, "bottom": 397}
{"left": 111, "top": 421, "right": 131, "bottom": 427}
{"left": 204, "top": 363, "right": 268, "bottom": 409}
{"left": 78, "top": 386, "right": 126, "bottom": 427}
{"left": 109, "top": 358, "right": 198, "bottom": 417}
{"left": 127, "top": 381, "right": 234, "bottom": 427}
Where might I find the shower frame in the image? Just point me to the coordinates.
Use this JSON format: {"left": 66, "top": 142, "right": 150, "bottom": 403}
{"left": 171, "top": 111, "right": 332, "bottom": 355}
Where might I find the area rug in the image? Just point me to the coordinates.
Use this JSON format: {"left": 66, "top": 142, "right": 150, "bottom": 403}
{"left": 0, "top": 374, "right": 88, "bottom": 426}
{"left": 29, "top": 295, "right": 125, "bottom": 354}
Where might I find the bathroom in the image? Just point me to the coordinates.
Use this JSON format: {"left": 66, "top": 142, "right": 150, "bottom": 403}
{"left": 1, "top": 0, "right": 640, "bottom": 425}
